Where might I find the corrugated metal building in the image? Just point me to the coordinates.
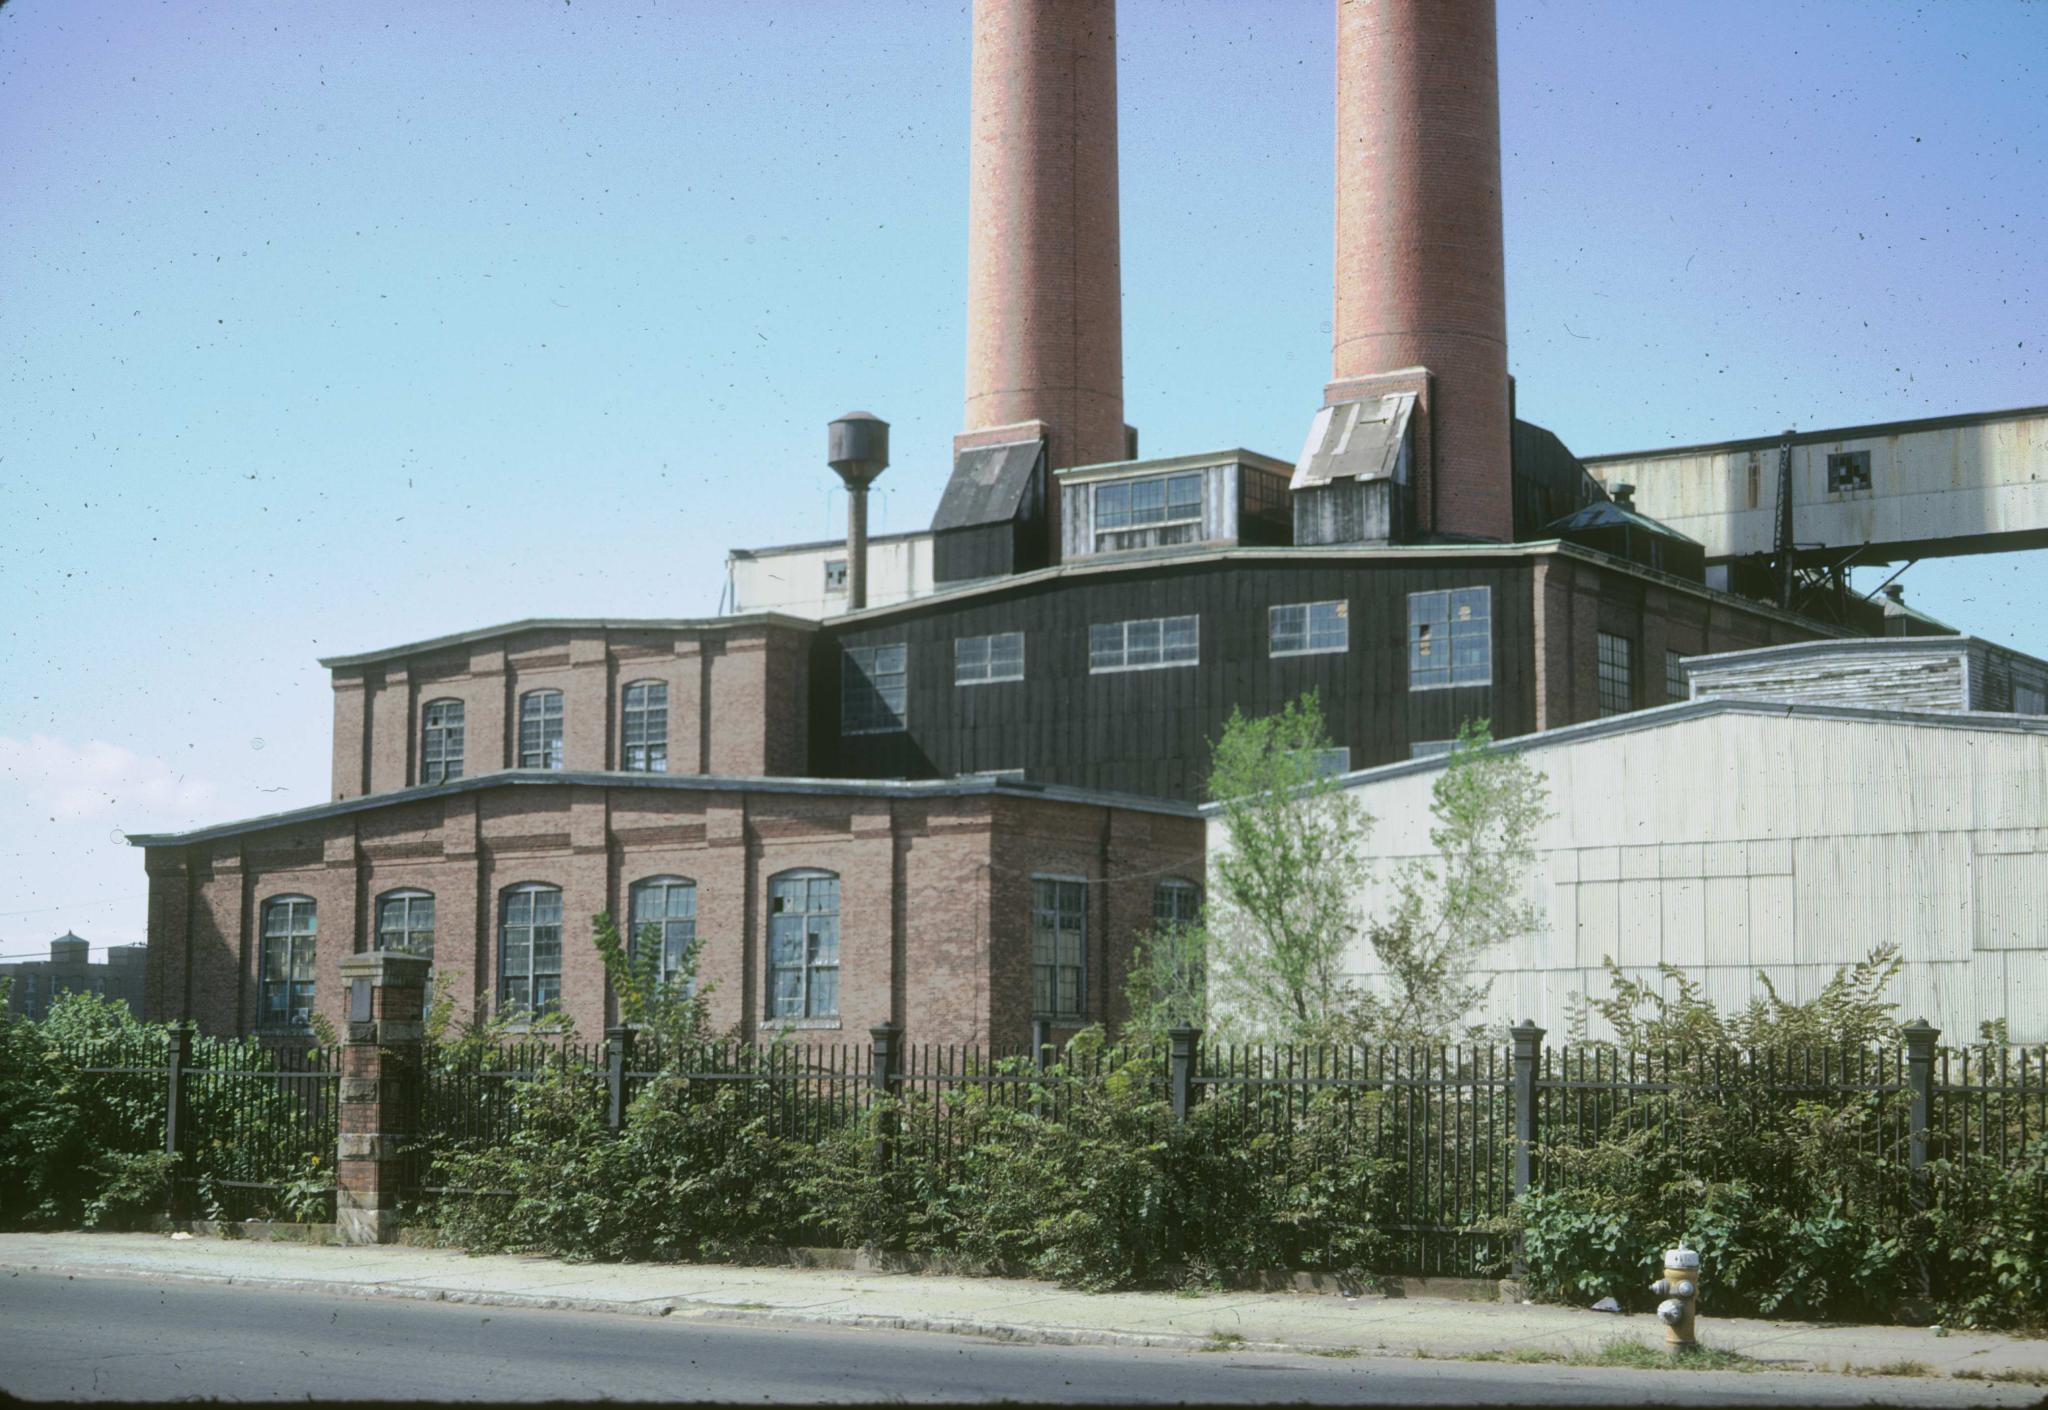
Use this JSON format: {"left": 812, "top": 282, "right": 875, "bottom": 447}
{"left": 1206, "top": 638, "right": 2048, "bottom": 1042}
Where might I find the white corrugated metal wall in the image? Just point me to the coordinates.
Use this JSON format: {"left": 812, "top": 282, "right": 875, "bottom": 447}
{"left": 1208, "top": 710, "right": 2048, "bottom": 1042}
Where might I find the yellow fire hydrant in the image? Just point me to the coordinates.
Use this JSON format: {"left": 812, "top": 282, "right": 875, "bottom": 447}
{"left": 1648, "top": 1243, "right": 1701, "bottom": 1353}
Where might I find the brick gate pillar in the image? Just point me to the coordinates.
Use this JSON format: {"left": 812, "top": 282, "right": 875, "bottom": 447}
{"left": 336, "top": 951, "right": 431, "bottom": 1245}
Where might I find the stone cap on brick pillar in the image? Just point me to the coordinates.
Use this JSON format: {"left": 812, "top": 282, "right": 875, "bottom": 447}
{"left": 341, "top": 951, "right": 431, "bottom": 1031}
{"left": 339, "top": 951, "right": 433, "bottom": 986}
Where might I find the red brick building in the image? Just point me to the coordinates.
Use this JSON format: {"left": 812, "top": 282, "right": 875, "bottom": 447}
{"left": 135, "top": 767, "right": 1199, "bottom": 1050}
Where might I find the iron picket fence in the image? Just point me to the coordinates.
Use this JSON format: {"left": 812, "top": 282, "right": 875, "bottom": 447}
{"left": 51, "top": 1028, "right": 340, "bottom": 1222}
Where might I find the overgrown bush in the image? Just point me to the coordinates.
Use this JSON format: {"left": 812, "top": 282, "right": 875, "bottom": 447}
{"left": 1, "top": 988, "right": 338, "bottom": 1230}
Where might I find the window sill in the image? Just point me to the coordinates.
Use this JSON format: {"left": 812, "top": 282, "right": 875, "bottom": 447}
{"left": 1089, "top": 659, "right": 1198, "bottom": 675}
{"left": 840, "top": 726, "right": 908, "bottom": 737}
{"left": 761, "top": 1017, "right": 842, "bottom": 1031}
{"left": 1269, "top": 645, "right": 1349, "bottom": 659}
{"left": 1408, "top": 677, "right": 1492, "bottom": 692}
{"left": 955, "top": 675, "right": 1025, "bottom": 687}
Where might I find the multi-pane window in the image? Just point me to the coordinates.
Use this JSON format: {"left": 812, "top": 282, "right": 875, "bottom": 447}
{"left": 842, "top": 644, "right": 908, "bottom": 734}
{"left": 1666, "top": 650, "right": 1689, "bottom": 704}
{"left": 1153, "top": 879, "right": 1201, "bottom": 930}
{"left": 376, "top": 890, "right": 435, "bottom": 1019}
{"left": 621, "top": 680, "right": 668, "bottom": 773}
{"left": 955, "top": 632, "right": 1025, "bottom": 685}
{"left": 498, "top": 883, "right": 563, "bottom": 1016}
{"left": 1411, "top": 740, "right": 1454, "bottom": 760}
{"left": 1031, "top": 877, "right": 1087, "bottom": 1021}
{"left": 1089, "top": 615, "right": 1199, "bottom": 673}
{"left": 824, "top": 559, "right": 848, "bottom": 594}
{"left": 1309, "top": 747, "right": 1351, "bottom": 777}
{"left": 1598, "top": 632, "right": 1635, "bottom": 717}
{"left": 628, "top": 876, "right": 697, "bottom": 991}
{"left": 375, "top": 890, "right": 434, "bottom": 958}
{"left": 1270, "top": 600, "right": 1349, "bottom": 657}
{"left": 1827, "top": 450, "right": 1872, "bottom": 493}
{"left": 2015, "top": 684, "right": 2046, "bottom": 716}
{"left": 518, "top": 690, "right": 565, "bottom": 769}
{"left": 1409, "top": 588, "right": 1492, "bottom": 688}
{"left": 259, "top": 897, "right": 317, "bottom": 1029}
{"left": 767, "top": 871, "right": 839, "bottom": 1020}
{"left": 1093, "top": 472, "right": 1203, "bottom": 550}
{"left": 420, "top": 700, "right": 465, "bottom": 784}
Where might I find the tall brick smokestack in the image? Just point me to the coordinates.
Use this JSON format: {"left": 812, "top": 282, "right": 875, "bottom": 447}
{"left": 1331, "top": 0, "right": 1512, "bottom": 542}
{"left": 961, "top": 0, "right": 1125, "bottom": 473}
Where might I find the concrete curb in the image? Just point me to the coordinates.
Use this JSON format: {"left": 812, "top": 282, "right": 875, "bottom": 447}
{"left": 0, "top": 1255, "right": 1555, "bottom": 1365}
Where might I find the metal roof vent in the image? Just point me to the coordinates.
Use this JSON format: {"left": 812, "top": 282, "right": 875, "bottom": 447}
{"left": 1611, "top": 481, "right": 1636, "bottom": 508}
{"left": 827, "top": 412, "right": 889, "bottom": 610}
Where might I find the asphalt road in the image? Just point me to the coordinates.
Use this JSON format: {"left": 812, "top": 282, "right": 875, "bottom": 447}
{"left": 0, "top": 1270, "right": 2032, "bottom": 1406}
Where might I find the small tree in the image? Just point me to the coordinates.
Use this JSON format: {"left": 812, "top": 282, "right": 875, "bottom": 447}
{"left": 590, "top": 912, "right": 714, "bottom": 1051}
{"left": 1122, "top": 919, "right": 1210, "bottom": 1042}
{"left": 1203, "top": 693, "right": 1372, "bottom": 1045}
{"left": 1357, "top": 719, "right": 1550, "bottom": 1043}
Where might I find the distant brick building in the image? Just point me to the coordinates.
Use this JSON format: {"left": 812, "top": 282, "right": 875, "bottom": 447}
{"left": 1, "top": 933, "right": 147, "bottom": 1021}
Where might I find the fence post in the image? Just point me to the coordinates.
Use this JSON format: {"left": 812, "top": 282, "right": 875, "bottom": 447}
{"left": 1509, "top": 1020, "right": 1545, "bottom": 1279}
{"left": 869, "top": 1022, "right": 902, "bottom": 1172}
{"left": 1030, "top": 1018, "right": 1052, "bottom": 1119}
{"left": 1903, "top": 1018, "right": 1939, "bottom": 1182}
{"left": 1168, "top": 1025, "right": 1201, "bottom": 1122}
{"left": 164, "top": 1022, "right": 193, "bottom": 1221}
{"left": 336, "top": 951, "right": 431, "bottom": 1245}
{"left": 605, "top": 1025, "right": 633, "bottom": 1135}
{"left": 1902, "top": 1018, "right": 1940, "bottom": 1310}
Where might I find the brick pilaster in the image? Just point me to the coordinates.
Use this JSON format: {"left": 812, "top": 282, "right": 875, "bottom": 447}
{"left": 336, "top": 950, "right": 430, "bottom": 1245}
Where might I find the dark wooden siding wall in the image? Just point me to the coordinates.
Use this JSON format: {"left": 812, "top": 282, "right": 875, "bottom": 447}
{"left": 810, "top": 557, "right": 1539, "bottom": 802}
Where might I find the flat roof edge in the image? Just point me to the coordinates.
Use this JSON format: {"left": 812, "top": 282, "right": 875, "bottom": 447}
{"left": 128, "top": 770, "right": 1198, "bottom": 847}
{"left": 1582, "top": 403, "right": 2048, "bottom": 466}
{"left": 318, "top": 614, "right": 819, "bottom": 670}
{"left": 1198, "top": 698, "right": 2048, "bottom": 816}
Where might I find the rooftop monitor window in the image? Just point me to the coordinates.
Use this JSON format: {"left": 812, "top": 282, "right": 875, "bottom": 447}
{"left": 842, "top": 644, "right": 908, "bottom": 734}
{"left": 1093, "top": 472, "right": 1203, "bottom": 552}
{"left": 955, "top": 632, "right": 1025, "bottom": 685}
{"left": 1270, "top": 600, "right": 1349, "bottom": 657}
{"left": 1089, "top": 615, "right": 1198, "bottom": 673}
{"left": 1408, "top": 588, "right": 1491, "bottom": 689}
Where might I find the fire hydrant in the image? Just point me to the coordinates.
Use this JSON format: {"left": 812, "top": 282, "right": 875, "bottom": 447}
{"left": 1648, "top": 1243, "right": 1701, "bottom": 1352}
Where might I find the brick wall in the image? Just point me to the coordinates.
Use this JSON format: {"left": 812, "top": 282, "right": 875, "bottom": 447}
{"left": 144, "top": 779, "right": 1204, "bottom": 1052}
{"left": 329, "top": 620, "right": 815, "bottom": 801}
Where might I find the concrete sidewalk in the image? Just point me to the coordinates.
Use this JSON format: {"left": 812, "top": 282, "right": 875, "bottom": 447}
{"left": 1, "top": 1232, "right": 2041, "bottom": 1384}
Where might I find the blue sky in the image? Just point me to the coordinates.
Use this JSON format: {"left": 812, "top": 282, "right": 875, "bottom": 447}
{"left": 2, "top": 0, "right": 2041, "bottom": 959}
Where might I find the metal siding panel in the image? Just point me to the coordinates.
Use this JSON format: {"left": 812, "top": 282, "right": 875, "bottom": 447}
{"left": 1973, "top": 851, "right": 2048, "bottom": 951}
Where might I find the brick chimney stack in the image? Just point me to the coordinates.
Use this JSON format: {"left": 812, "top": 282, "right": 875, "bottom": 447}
{"left": 959, "top": 0, "right": 1125, "bottom": 475}
{"left": 1328, "top": 0, "right": 1513, "bottom": 542}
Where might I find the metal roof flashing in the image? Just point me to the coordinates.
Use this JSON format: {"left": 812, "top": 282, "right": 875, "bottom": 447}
{"left": 1196, "top": 698, "right": 2048, "bottom": 817}
{"left": 126, "top": 769, "right": 1199, "bottom": 848}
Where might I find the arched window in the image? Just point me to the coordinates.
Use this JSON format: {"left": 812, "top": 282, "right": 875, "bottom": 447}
{"left": 420, "top": 699, "right": 465, "bottom": 784}
{"left": 498, "top": 883, "right": 563, "bottom": 1015}
{"left": 259, "top": 896, "right": 318, "bottom": 1030}
{"left": 766, "top": 869, "right": 838, "bottom": 1020}
{"left": 518, "top": 689, "right": 565, "bottom": 769}
{"left": 375, "top": 889, "right": 436, "bottom": 1019}
{"left": 621, "top": 680, "right": 669, "bottom": 773}
{"left": 375, "top": 890, "right": 435, "bottom": 958}
{"left": 628, "top": 876, "right": 696, "bottom": 990}
{"left": 1152, "top": 879, "right": 1202, "bottom": 930}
